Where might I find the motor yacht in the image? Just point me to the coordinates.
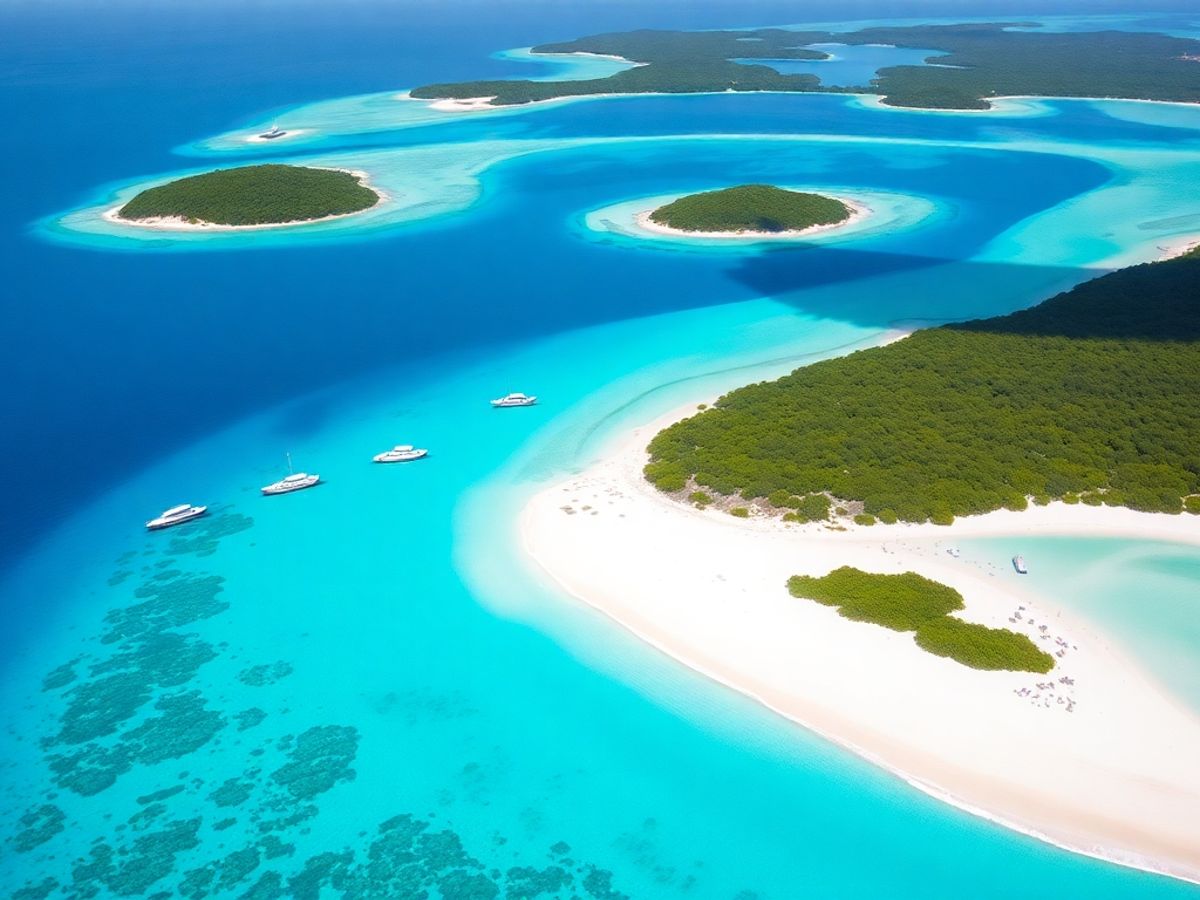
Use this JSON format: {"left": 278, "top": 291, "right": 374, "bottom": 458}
{"left": 146, "top": 504, "right": 207, "bottom": 530}
{"left": 259, "top": 124, "right": 287, "bottom": 140}
{"left": 491, "top": 392, "right": 537, "bottom": 408}
{"left": 1012, "top": 555, "right": 1028, "bottom": 575}
{"left": 373, "top": 444, "right": 428, "bottom": 463}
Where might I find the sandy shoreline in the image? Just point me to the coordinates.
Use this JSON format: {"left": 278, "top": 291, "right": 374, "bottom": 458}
{"left": 522, "top": 398, "right": 1200, "bottom": 883}
{"left": 415, "top": 85, "right": 1200, "bottom": 117}
{"left": 634, "top": 196, "right": 870, "bottom": 241}
{"left": 1158, "top": 235, "right": 1200, "bottom": 261}
{"left": 103, "top": 168, "right": 386, "bottom": 233}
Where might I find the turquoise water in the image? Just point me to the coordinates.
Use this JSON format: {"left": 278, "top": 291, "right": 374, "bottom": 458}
{"left": 734, "top": 43, "right": 950, "bottom": 88}
{"left": 5, "top": 5, "right": 1200, "bottom": 898}
{"left": 958, "top": 537, "right": 1200, "bottom": 712}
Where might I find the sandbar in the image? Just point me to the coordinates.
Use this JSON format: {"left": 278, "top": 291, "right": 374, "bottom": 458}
{"left": 522, "top": 399, "right": 1200, "bottom": 883}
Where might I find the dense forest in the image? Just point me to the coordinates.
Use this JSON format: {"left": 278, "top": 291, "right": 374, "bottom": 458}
{"left": 645, "top": 249, "right": 1200, "bottom": 523}
{"left": 649, "top": 185, "right": 848, "bottom": 233}
{"left": 786, "top": 567, "right": 1054, "bottom": 672}
{"left": 410, "top": 24, "right": 1200, "bottom": 110}
{"left": 118, "top": 165, "right": 378, "bottom": 227}
{"left": 848, "top": 24, "right": 1200, "bottom": 109}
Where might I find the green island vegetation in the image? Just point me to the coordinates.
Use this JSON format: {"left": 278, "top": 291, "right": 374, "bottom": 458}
{"left": 645, "top": 248, "right": 1200, "bottom": 523}
{"left": 117, "top": 164, "right": 378, "bottom": 227}
{"left": 410, "top": 23, "right": 1200, "bottom": 110}
{"left": 786, "top": 567, "right": 1055, "bottom": 672}
{"left": 649, "top": 185, "right": 849, "bottom": 234}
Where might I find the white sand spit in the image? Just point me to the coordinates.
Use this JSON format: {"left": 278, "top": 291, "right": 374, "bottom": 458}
{"left": 522, "top": 404, "right": 1200, "bottom": 883}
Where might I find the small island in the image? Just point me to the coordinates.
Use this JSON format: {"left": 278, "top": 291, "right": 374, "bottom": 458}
{"left": 113, "top": 164, "right": 380, "bottom": 230}
{"left": 645, "top": 185, "right": 853, "bottom": 237}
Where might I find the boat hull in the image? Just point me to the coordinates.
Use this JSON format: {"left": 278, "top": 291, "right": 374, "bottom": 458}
{"left": 146, "top": 508, "right": 206, "bottom": 530}
{"left": 373, "top": 451, "right": 428, "bottom": 463}
{"left": 261, "top": 477, "right": 320, "bottom": 495}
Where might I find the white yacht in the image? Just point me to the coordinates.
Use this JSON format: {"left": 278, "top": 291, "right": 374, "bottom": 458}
{"left": 1012, "top": 555, "right": 1028, "bottom": 575}
{"left": 373, "top": 444, "right": 428, "bottom": 463}
{"left": 259, "top": 124, "right": 287, "bottom": 140}
{"left": 491, "top": 392, "right": 537, "bottom": 408}
{"left": 262, "top": 453, "right": 320, "bottom": 495}
{"left": 146, "top": 504, "right": 207, "bottom": 530}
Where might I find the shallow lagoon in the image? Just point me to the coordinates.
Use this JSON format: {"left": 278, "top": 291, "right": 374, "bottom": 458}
{"left": 4, "top": 5, "right": 1200, "bottom": 897}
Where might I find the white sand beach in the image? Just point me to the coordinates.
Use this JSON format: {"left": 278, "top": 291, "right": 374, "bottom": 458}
{"left": 428, "top": 96, "right": 501, "bottom": 112}
{"left": 1158, "top": 235, "right": 1200, "bottom": 261}
{"left": 103, "top": 169, "right": 385, "bottom": 233}
{"left": 634, "top": 197, "right": 870, "bottom": 241}
{"left": 522, "top": 404, "right": 1200, "bottom": 883}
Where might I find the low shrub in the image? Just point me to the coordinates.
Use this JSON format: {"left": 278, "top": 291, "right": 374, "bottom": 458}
{"left": 914, "top": 618, "right": 1054, "bottom": 673}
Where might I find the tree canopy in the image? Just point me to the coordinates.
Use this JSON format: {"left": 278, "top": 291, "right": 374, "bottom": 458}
{"left": 645, "top": 249, "right": 1200, "bottom": 523}
{"left": 410, "top": 23, "right": 1200, "bottom": 110}
{"left": 118, "top": 165, "right": 378, "bottom": 227}
{"left": 649, "top": 185, "right": 849, "bottom": 234}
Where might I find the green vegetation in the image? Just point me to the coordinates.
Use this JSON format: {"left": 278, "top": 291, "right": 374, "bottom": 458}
{"left": 118, "top": 165, "right": 377, "bottom": 227}
{"left": 787, "top": 567, "right": 1054, "bottom": 672}
{"left": 915, "top": 617, "right": 1055, "bottom": 672}
{"left": 649, "top": 185, "right": 849, "bottom": 234}
{"left": 854, "top": 23, "right": 1200, "bottom": 109}
{"left": 788, "top": 567, "right": 963, "bottom": 630}
{"left": 646, "top": 249, "right": 1200, "bottom": 523}
{"left": 688, "top": 490, "right": 712, "bottom": 507}
{"left": 410, "top": 24, "right": 1200, "bottom": 110}
{"left": 729, "top": 506, "right": 750, "bottom": 518}
{"left": 411, "top": 28, "right": 826, "bottom": 105}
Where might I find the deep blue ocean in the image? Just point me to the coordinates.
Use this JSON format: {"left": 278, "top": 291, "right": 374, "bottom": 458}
{"left": 3, "top": 1, "right": 1200, "bottom": 897}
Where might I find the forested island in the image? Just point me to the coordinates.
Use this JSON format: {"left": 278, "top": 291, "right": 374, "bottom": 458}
{"left": 648, "top": 185, "right": 850, "bottom": 234}
{"left": 116, "top": 164, "right": 379, "bottom": 228}
{"left": 787, "top": 567, "right": 1054, "bottom": 672}
{"left": 410, "top": 23, "right": 1200, "bottom": 111}
{"left": 644, "top": 248, "right": 1200, "bottom": 524}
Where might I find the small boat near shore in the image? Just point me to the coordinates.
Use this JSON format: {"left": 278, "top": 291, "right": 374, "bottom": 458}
{"left": 1013, "top": 555, "right": 1028, "bottom": 575}
{"left": 262, "top": 453, "right": 320, "bottom": 495}
{"left": 373, "top": 444, "right": 428, "bottom": 463}
{"left": 491, "top": 392, "right": 537, "bottom": 408}
{"left": 146, "top": 504, "right": 207, "bottom": 530}
{"left": 259, "top": 124, "right": 287, "bottom": 140}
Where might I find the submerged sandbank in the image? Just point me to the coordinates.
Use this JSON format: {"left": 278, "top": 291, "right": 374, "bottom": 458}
{"left": 522, "top": 402, "right": 1200, "bottom": 884}
{"left": 244, "top": 127, "right": 310, "bottom": 145}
